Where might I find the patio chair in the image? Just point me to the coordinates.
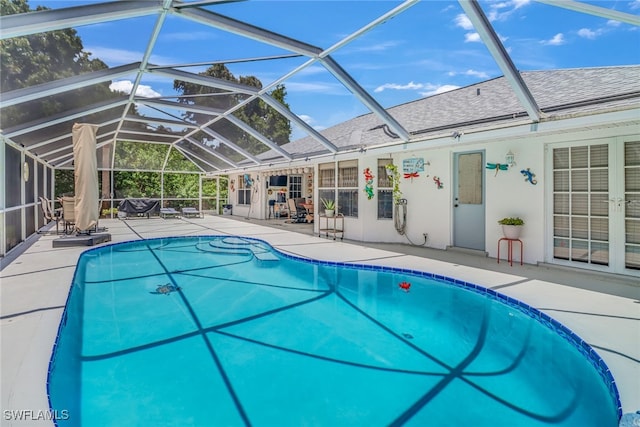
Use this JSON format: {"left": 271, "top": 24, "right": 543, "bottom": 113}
{"left": 181, "top": 207, "right": 202, "bottom": 218}
{"left": 61, "top": 196, "right": 76, "bottom": 234}
{"left": 160, "top": 207, "right": 180, "bottom": 218}
{"left": 38, "top": 197, "right": 62, "bottom": 234}
{"left": 287, "top": 198, "right": 307, "bottom": 223}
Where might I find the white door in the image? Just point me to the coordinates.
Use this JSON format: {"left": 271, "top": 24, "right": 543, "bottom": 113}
{"left": 550, "top": 139, "right": 640, "bottom": 275}
{"left": 453, "top": 151, "right": 486, "bottom": 250}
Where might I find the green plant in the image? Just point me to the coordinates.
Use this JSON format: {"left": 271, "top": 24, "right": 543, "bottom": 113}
{"left": 498, "top": 217, "right": 524, "bottom": 226}
{"left": 385, "top": 163, "right": 403, "bottom": 204}
{"left": 321, "top": 198, "right": 335, "bottom": 210}
{"left": 101, "top": 207, "right": 118, "bottom": 217}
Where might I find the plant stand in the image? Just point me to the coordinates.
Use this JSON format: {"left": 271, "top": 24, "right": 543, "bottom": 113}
{"left": 319, "top": 214, "right": 344, "bottom": 240}
{"left": 497, "top": 238, "right": 523, "bottom": 266}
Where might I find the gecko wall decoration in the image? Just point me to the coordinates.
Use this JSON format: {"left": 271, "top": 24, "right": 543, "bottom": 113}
{"left": 520, "top": 168, "right": 538, "bottom": 185}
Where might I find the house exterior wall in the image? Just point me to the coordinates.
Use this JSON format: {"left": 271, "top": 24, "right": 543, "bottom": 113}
{"left": 346, "top": 135, "right": 545, "bottom": 266}
{"left": 227, "top": 109, "right": 638, "bottom": 274}
{"left": 346, "top": 117, "right": 637, "bottom": 268}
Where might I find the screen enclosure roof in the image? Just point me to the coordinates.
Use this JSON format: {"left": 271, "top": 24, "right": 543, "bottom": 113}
{"left": 1, "top": 0, "right": 638, "bottom": 175}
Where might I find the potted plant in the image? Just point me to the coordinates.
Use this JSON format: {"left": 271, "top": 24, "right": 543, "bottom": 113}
{"left": 101, "top": 207, "right": 118, "bottom": 218}
{"left": 498, "top": 217, "right": 524, "bottom": 239}
{"left": 321, "top": 198, "right": 335, "bottom": 217}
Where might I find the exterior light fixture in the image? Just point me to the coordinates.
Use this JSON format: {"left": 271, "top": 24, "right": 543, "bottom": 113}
{"left": 505, "top": 150, "right": 516, "bottom": 167}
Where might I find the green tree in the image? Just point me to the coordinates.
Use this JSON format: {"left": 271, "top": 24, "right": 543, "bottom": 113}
{"left": 173, "top": 64, "right": 291, "bottom": 161}
{"left": 54, "top": 169, "right": 74, "bottom": 197}
{"left": 113, "top": 171, "right": 161, "bottom": 199}
{"left": 0, "top": 0, "right": 118, "bottom": 131}
{"left": 166, "top": 147, "right": 200, "bottom": 172}
{"left": 163, "top": 173, "right": 199, "bottom": 198}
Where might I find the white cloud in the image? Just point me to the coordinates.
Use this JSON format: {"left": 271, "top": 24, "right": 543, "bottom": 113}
{"left": 419, "top": 84, "right": 460, "bottom": 97}
{"left": 577, "top": 28, "right": 598, "bottom": 39}
{"left": 542, "top": 33, "right": 565, "bottom": 46}
{"left": 286, "top": 81, "right": 346, "bottom": 95}
{"left": 110, "top": 80, "right": 161, "bottom": 98}
{"left": 487, "top": 0, "right": 531, "bottom": 21}
{"left": 294, "top": 65, "right": 327, "bottom": 77}
{"left": 511, "top": 0, "right": 530, "bottom": 10}
{"left": 374, "top": 81, "right": 424, "bottom": 93}
{"left": 465, "top": 32, "right": 481, "bottom": 43}
{"left": 454, "top": 14, "right": 474, "bottom": 30}
{"left": 352, "top": 40, "right": 401, "bottom": 53}
{"left": 631, "top": 0, "right": 640, "bottom": 10}
{"left": 455, "top": 11, "right": 505, "bottom": 43}
{"left": 449, "top": 69, "right": 490, "bottom": 79}
{"left": 160, "top": 31, "right": 216, "bottom": 42}
{"left": 373, "top": 81, "right": 460, "bottom": 97}
{"left": 298, "top": 114, "right": 313, "bottom": 125}
{"left": 86, "top": 46, "right": 141, "bottom": 64}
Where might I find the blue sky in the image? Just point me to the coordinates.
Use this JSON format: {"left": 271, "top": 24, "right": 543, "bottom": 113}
{"left": 35, "top": 0, "right": 640, "bottom": 138}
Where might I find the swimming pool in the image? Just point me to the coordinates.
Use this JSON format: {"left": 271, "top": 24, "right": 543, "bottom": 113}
{"left": 48, "top": 236, "right": 621, "bottom": 426}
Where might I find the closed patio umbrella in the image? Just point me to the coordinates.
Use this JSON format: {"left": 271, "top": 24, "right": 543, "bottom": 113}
{"left": 72, "top": 123, "right": 99, "bottom": 233}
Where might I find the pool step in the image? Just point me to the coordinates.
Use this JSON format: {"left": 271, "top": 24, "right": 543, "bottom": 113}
{"left": 252, "top": 250, "right": 279, "bottom": 262}
{"left": 208, "top": 238, "right": 279, "bottom": 263}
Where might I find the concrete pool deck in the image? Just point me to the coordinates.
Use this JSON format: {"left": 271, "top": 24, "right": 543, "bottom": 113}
{"left": 1, "top": 215, "right": 638, "bottom": 426}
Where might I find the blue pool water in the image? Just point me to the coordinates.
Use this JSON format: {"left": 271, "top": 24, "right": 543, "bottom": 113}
{"left": 48, "top": 236, "right": 621, "bottom": 426}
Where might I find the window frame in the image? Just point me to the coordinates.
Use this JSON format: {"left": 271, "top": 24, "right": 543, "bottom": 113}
{"left": 377, "top": 159, "right": 393, "bottom": 220}
{"left": 318, "top": 160, "right": 358, "bottom": 218}
{"left": 237, "top": 174, "right": 251, "bottom": 206}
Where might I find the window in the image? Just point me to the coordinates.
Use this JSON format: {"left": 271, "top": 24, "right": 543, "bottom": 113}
{"left": 319, "top": 162, "right": 335, "bottom": 187}
{"left": 318, "top": 161, "right": 360, "bottom": 218}
{"left": 318, "top": 162, "right": 336, "bottom": 213}
{"left": 338, "top": 160, "right": 358, "bottom": 217}
{"left": 237, "top": 175, "right": 251, "bottom": 205}
{"left": 377, "top": 159, "right": 393, "bottom": 219}
{"left": 289, "top": 175, "right": 302, "bottom": 199}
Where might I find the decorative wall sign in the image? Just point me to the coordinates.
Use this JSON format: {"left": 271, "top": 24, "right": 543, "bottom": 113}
{"left": 433, "top": 176, "right": 444, "bottom": 189}
{"left": 403, "top": 157, "right": 426, "bottom": 180}
{"left": 486, "top": 162, "right": 508, "bottom": 176}
{"left": 363, "top": 167, "right": 374, "bottom": 200}
{"left": 520, "top": 168, "right": 538, "bottom": 185}
{"left": 230, "top": 179, "right": 235, "bottom": 192}
{"left": 244, "top": 174, "right": 253, "bottom": 187}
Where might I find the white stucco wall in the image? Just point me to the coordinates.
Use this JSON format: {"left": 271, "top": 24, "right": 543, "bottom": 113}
{"left": 230, "top": 138, "right": 548, "bottom": 267}
{"left": 349, "top": 125, "right": 630, "bottom": 266}
{"left": 483, "top": 140, "right": 545, "bottom": 263}
{"left": 226, "top": 113, "right": 638, "bottom": 271}
{"left": 356, "top": 142, "right": 545, "bottom": 265}
{"left": 356, "top": 149, "right": 454, "bottom": 248}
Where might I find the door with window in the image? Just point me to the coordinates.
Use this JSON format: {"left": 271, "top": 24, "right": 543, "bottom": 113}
{"left": 550, "top": 139, "right": 640, "bottom": 275}
{"left": 453, "top": 151, "right": 485, "bottom": 250}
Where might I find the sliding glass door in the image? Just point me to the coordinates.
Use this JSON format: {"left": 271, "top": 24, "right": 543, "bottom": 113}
{"left": 551, "top": 139, "right": 639, "bottom": 275}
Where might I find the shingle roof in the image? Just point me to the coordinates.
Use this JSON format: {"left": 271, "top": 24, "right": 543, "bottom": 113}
{"left": 266, "top": 65, "right": 640, "bottom": 161}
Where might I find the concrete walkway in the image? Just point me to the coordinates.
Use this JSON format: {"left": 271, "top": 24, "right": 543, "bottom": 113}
{"left": 1, "top": 215, "right": 638, "bottom": 426}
